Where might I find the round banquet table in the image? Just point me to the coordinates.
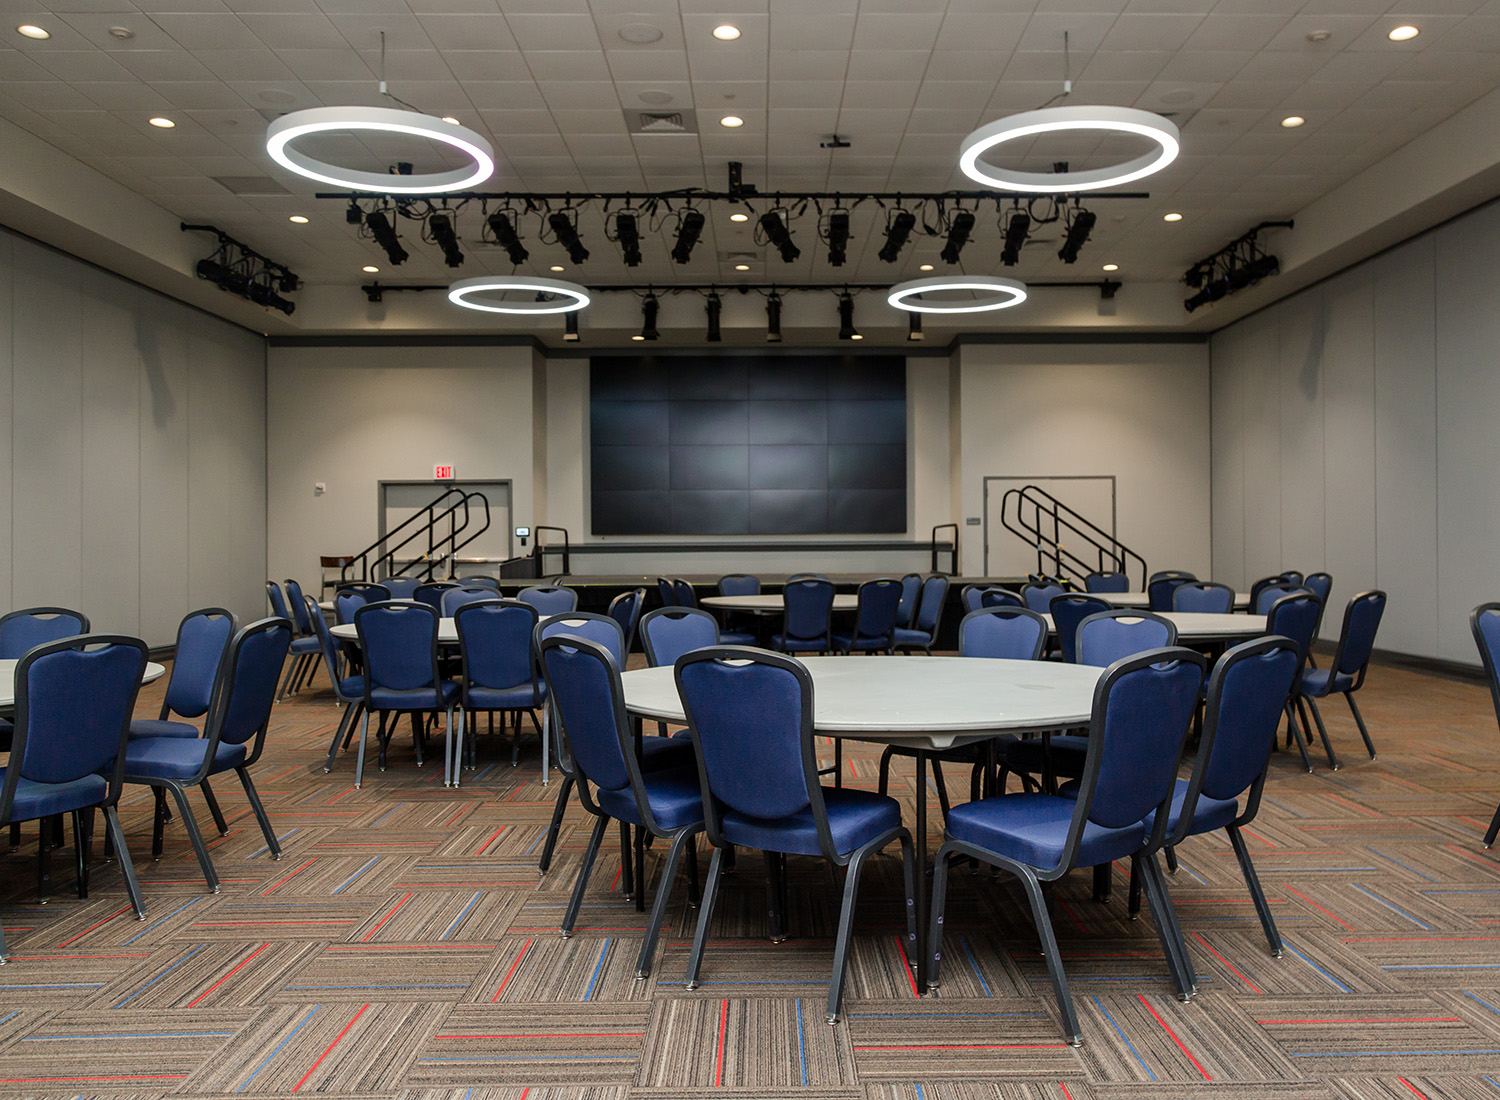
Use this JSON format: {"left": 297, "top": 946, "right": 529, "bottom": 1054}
{"left": 700, "top": 594, "right": 860, "bottom": 613}
{"left": 1079, "top": 591, "right": 1251, "bottom": 610}
{"left": 621, "top": 654, "right": 1102, "bottom": 989}
{"left": 0, "top": 660, "right": 166, "bottom": 710}
{"left": 331, "top": 619, "right": 459, "bottom": 645}
{"left": 1041, "top": 611, "right": 1266, "bottom": 642}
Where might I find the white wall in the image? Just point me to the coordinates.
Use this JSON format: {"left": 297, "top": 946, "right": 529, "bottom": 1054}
{"left": 265, "top": 344, "right": 538, "bottom": 587}
{"left": 1210, "top": 198, "right": 1500, "bottom": 664}
{"left": 956, "top": 343, "right": 1213, "bottom": 583}
{"left": 0, "top": 227, "right": 266, "bottom": 647}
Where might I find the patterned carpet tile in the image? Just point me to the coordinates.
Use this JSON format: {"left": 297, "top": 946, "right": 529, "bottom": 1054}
{"left": 637, "top": 996, "right": 859, "bottom": 1089}
{"left": 409, "top": 1004, "right": 651, "bottom": 1085}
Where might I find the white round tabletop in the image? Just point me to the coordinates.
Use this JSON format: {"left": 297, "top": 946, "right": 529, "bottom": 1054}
{"left": 1082, "top": 591, "right": 1251, "bottom": 610}
{"left": 0, "top": 660, "right": 166, "bottom": 710}
{"left": 1041, "top": 610, "right": 1266, "bottom": 641}
{"left": 700, "top": 594, "right": 860, "bottom": 613}
{"left": 620, "top": 655, "right": 1101, "bottom": 750}
{"left": 331, "top": 619, "right": 460, "bottom": 645}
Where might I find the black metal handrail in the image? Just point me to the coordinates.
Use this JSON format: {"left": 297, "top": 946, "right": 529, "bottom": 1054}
{"left": 533, "top": 525, "right": 571, "bottom": 576}
{"left": 999, "top": 485, "right": 1146, "bottom": 589}
{"left": 339, "top": 488, "right": 490, "bottom": 584}
{"left": 930, "top": 523, "right": 958, "bottom": 575}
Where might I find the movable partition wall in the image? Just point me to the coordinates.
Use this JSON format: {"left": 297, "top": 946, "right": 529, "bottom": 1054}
{"left": 589, "top": 355, "right": 908, "bottom": 536}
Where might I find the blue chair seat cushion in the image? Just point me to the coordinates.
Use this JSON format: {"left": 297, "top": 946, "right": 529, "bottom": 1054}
{"left": 1300, "top": 668, "right": 1355, "bottom": 697}
{"left": 289, "top": 636, "right": 320, "bottom": 654}
{"left": 945, "top": 793, "right": 1146, "bottom": 870}
{"left": 465, "top": 683, "right": 544, "bottom": 710}
{"left": 129, "top": 717, "right": 201, "bottom": 740}
{"left": 721, "top": 787, "right": 902, "bottom": 858}
{"left": 833, "top": 634, "right": 891, "bottom": 652}
{"left": 1003, "top": 735, "right": 1088, "bottom": 778}
{"left": 642, "top": 734, "right": 696, "bottom": 772}
{"left": 771, "top": 634, "right": 832, "bottom": 652}
{"left": 369, "top": 681, "right": 461, "bottom": 711}
{"left": 124, "top": 737, "right": 247, "bottom": 781}
{"left": 336, "top": 675, "right": 364, "bottom": 701}
{"left": 0, "top": 768, "right": 108, "bottom": 820}
{"left": 893, "top": 627, "right": 934, "bottom": 647}
{"left": 720, "top": 630, "right": 758, "bottom": 646}
{"left": 593, "top": 765, "right": 704, "bottom": 832}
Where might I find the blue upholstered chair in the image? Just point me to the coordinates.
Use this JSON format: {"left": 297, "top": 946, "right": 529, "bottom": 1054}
{"left": 351, "top": 601, "right": 459, "bottom": 788}
{"left": 265, "top": 580, "right": 292, "bottom": 620}
{"left": 927, "top": 647, "right": 1207, "bottom": 1044}
{"left": 772, "top": 578, "right": 836, "bottom": 654}
{"left": 1149, "top": 570, "right": 1196, "bottom": 585}
{"left": 960, "top": 585, "right": 987, "bottom": 614}
{"left": 452, "top": 600, "right": 544, "bottom": 784}
{"left": 441, "top": 586, "right": 497, "bottom": 617}
{"left": 414, "top": 581, "right": 460, "bottom": 613}
{"left": 518, "top": 585, "right": 578, "bottom": 618}
{"left": 538, "top": 634, "right": 703, "bottom": 978}
{"left": 606, "top": 588, "right": 646, "bottom": 655}
{"left": 124, "top": 617, "right": 292, "bottom": 892}
{"left": 1049, "top": 594, "right": 1110, "bottom": 664}
{"left": 1297, "top": 591, "right": 1386, "bottom": 769}
{"left": 655, "top": 577, "right": 677, "bottom": 608}
{"left": 1471, "top": 602, "right": 1500, "bottom": 848}
{"left": 458, "top": 575, "right": 500, "bottom": 590}
{"left": 835, "top": 578, "right": 904, "bottom": 653}
{"left": 641, "top": 607, "right": 719, "bottom": 668}
{"left": 1254, "top": 582, "right": 1307, "bottom": 616}
{"left": 671, "top": 578, "right": 698, "bottom": 609}
{"left": 675, "top": 647, "right": 916, "bottom": 1023}
{"left": 894, "top": 574, "right": 949, "bottom": 654}
{"left": 0, "top": 607, "right": 91, "bottom": 658}
{"left": 1302, "top": 572, "right": 1334, "bottom": 662}
{"left": 896, "top": 573, "right": 922, "bottom": 628}
{"left": 1280, "top": 571, "right": 1305, "bottom": 586}
{"left": 1148, "top": 575, "right": 1193, "bottom": 612}
{"left": 1265, "top": 591, "right": 1324, "bottom": 772}
{"left": 130, "top": 608, "right": 236, "bottom": 741}
{"left": 307, "top": 596, "right": 368, "bottom": 775}
{"left": 1022, "top": 580, "right": 1066, "bottom": 613}
{"left": 335, "top": 585, "right": 390, "bottom": 624}
{"left": 271, "top": 581, "right": 322, "bottom": 701}
{"left": 981, "top": 587, "right": 1024, "bottom": 609}
{"left": 1085, "top": 571, "right": 1130, "bottom": 593}
{"left": 1173, "top": 581, "right": 1235, "bottom": 614}
{"left": 382, "top": 576, "right": 421, "bottom": 600}
{"left": 713, "top": 574, "right": 761, "bottom": 644}
{"left": 959, "top": 606, "right": 1048, "bottom": 661}
{"left": 718, "top": 574, "right": 759, "bottom": 596}
{"left": 1, "top": 633, "right": 149, "bottom": 951}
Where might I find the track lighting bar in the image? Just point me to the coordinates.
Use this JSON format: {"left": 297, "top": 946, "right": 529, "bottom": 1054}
{"left": 360, "top": 279, "right": 1120, "bottom": 302}
{"left": 317, "top": 188, "right": 1148, "bottom": 202}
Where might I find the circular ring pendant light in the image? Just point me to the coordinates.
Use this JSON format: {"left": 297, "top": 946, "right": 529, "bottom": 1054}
{"left": 448, "top": 276, "right": 589, "bottom": 315}
{"left": 959, "top": 105, "right": 1179, "bottom": 193}
{"left": 887, "top": 276, "right": 1028, "bottom": 314}
{"left": 266, "top": 106, "right": 494, "bottom": 194}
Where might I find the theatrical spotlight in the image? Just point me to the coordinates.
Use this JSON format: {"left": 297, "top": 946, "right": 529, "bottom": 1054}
{"left": 365, "top": 209, "right": 409, "bottom": 266}
{"left": 671, "top": 209, "right": 705, "bottom": 264}
{"left": 612, "top": 211, "right": 643, "bottom": 267}
{"left": 940, "top": 210, "right": 975, "bottom": 265}
{"left": 428, "top": 213, "right": 464, "bottom": 267}
{"left": 837, "top": 292, "right": 861, "bottom": 340}
{"left": 564, "top": 310, "right": 580, "bottom": 342}
{"left": 823, "top": 209, "right": 850, "bottom": 266}
{"left": 705, "top": 291, "right": 722, "bottom": 342}
{"left": 548, "top": 210, "right": 590, "bottom": 264}
{"left": 635, "top": 292, "right": 660, "bottom": 341}
{"left": 345, "top": 201, "right": 363, "bottom": 225}
{"left": 759, "top": 210, "right": 800, "bottom": 262}
{"left": 878, "top": 209, "right": 916, "bottom": 263}
{"left": 1057, "top": 208, "right": 1096, "bottom": 264}
{"left": 1000, "top": 210, "right": 1030, "bottom": 266}
{"left": 1182, "top": 220, "right": 1291, "bottom": 312}
{"left": 486, "top": 210, "right": 529, "bottom": 265}
{"left": 248, "top": 279, "right": 296, "bottom": 315}
{"left": 907, "top": 311, "right": 924, "bottom": 341}
{"left": 765, "top": 291, "right": 783, "bottom": 343}
{"left": 186, "top": 223, "right": 299, "bottom": 315}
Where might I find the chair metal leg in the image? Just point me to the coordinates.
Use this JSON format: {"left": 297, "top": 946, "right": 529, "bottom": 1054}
{"left": 446, "top": 707, "right": 461, "bottom": 788}
{"left": 619, "top": 821, "right": 635, "bottom": 902}
{"left": 1283, "top": 700, "right": 1314, "bottom": 772}
{"left": 326, "top": 703, "right": 356, "bottom": 772}
{"left": 685, "top": 846, "right": 727, "bottom": 990}
{"left": 766, "top": 850, "right": 788, "bottom": 943}
{"left": 877, "top": 745, "right": 895, "bottom": 796}
{"left": 538, "top": 775, "right": 575, "bottom": 873}
{"left": 562, "top": 815, "right": 608, "bottom": 938}
{"left": 1017, "top": 866, "right": 1082, "bottom": 1046}
{"left": 1304, "top": 695, "right": 1340, "bottom": 770}
{"left": 276, "top": 655, "right": 298, "bottom": 703}
{"left": 1137, "top": 852, "right": 1196, "bottom": 1000}
{"left": 8, "top": 821, "right": 18, "bottom": 850}
{"left": 1346, "top": 693, "right": 1377, "bottom": 759}
{"left": 1485, "top": 804, "right": 1500, "bottom": 849}
{"left": 930, "top": 761, "right": 952, "bottom": 824}
{"left": 1092, "top": 861, "right": 1111, "bottom": 903}
{"left": 103, "top": 806, "right": 145, "bottom": 920}
{"left": 165, "top": 782, "right": 221, "bottom": 893}
{"left": 72, "top": 809, "right": 92, "bottom": 899}
{"left": 355, "top": 710, "right": 371, "bottom": 788}
{"left": 634, "top": 825, "right": 647, "bottom": 914}
{"left": 541, "top": 704, "right": 550, "bottom": 786}
{"left": 1228, "top": 825, "right": 1282, "bottom": 956}
{"left": 827, "top": 843, "right": 877, "bottom": 1024}
{"left": 1127, "top": 856, "right": 1143, "bottom": 919}
{"left": 200, "top": 780, "right": 230, "bottom": 836}
{"left": 236, "top": 766, "right": 281, "bottom": 861}
{"left": 341, "top": 706, "right": 360, "bottom": 750}
{"left": 151, "top": 787, "right": 168, "bottom": 860}
{"left": 686, "top": 841, "right": 701, "bottom": 908}
{"left": 410, "top": 712, "right": 425, "bottom": 768}
{"left": 833, "top": 740, "right": 843, "bottom": 789}
{"left": 635, "top": 826, "right": 701, "bottom": 979}
{"left": 1164, "top": 846, "right": 1179, "bottom": 874}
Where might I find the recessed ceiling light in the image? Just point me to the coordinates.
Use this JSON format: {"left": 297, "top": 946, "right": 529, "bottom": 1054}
{"left": 720, "top": 115, "right": 744, "bottom": 128}
{"left": 919, "top": 263, "right": 934, "bottom": 271}
{"left": 850, "top": 333, "right": 862, "bottom": 340}
{"left": 1102, "top": 263, "right": 1119, "bottom": 272}
{"left": 1388, "top": 24, "right": 1419, "bottom": 41}
{"left": 712, "top": 24, "right": 741, "bottom": 40}
{"left": 618, "top": 23, "right": 663, "bottom": 44}
{"left": 1163, "top": 212, "right": 1182, "bottom": 222}
{"left": 16, "top": 24, "right": 49, "bottom": 40}
{"left": 362, "top": 265, "right": 379, "bottom": 273}
{"left": 729, "top": 212, "right": 748, "bottom": 222}
{"left": 1281, "top": 115, "right": 1305, "bottom": 128}
{"left": 107, "top": 26, "right": 134, "bottom": 39}
{"left": 149, "top": 116, "right": 175, "bottom": 128}
{"left": 550, "top": 265, "right": 565, "bottom": 272}
{"left": 288, "top": 215, "right": 309, "bottom": 223}
{"left": 734, "top": 263, "right": 750, "bottom": 271}
{"left": 440, "top": 116, "right": 459, "bottom": 125}
{"left": 631, "top": 334, "right": 645, "bottom": 341}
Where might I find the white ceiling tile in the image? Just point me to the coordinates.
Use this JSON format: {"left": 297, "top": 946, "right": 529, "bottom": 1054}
{"left": 549, "top": 107, "right": 628, "bottom": 133}
{"left": 693, "top": 79, "right": 767, "bottom": 109}
{"left": 274, "top": 48, "right": 371, "bottom": 81}
{"left": 22, "top": 50, "right": 131, "bottom": 82}
{"left": 1017, "top": 11, "right": 1119, "bottom": 53}
{"left": 769, "top": 13, "right": 855, "bottom": 51}
{"left": 606, "top": 49, "right": 691, "bottom": 82}
{"left": 768, "top": 50, "right": 849, "bottom": 81}
{"left": 110, "top": 49, "right": 220, "bottom": 81}
{"left": 1099, "top": 13, "right": 1204, "bottom": 51}
{"left": 523, "top": 50, "right": 612, "bottom": 82}
{"left": 442, "top": 50, "right": 526, "bottom": 81}
{"left": 535, "top": 80, "right": 616, "bottom": 109}
{"left": 1078, "top": 48, "right": 1172, "bottom": 81}
{"left": 907, "top": 106, "right": 982, "bottom": 132}
{"left": 189, "top": 48, "right": 293, "bottom": 81}
{"left": 462, "top": 80, "right": 548, "bottom": 109}
{"left": 503, "top": 13, "right": 600, "bottom": 52}
{"left": 767, "top": 80, "right": 842, "bottom": 109}
{"left": 593, "top": 11, "right": 686, "bottom": 50}
{"left": 835, "top": 106, "right": 913, "bottom": 133}
{"left": 924, "top": 49, "right": 1026, "bottom": 81}
{"left": 149, "top": 12, "right": 263, "bottom": 50}
{"left": 54, "top": 12, "right": 181, "bottom": 50}
{"left": 843, "top": 78, "right": 920, "bottom": 110}
{"left": 934, "top": 11, "right": 1032, "bottom": 50}
{"left": 476, "top": 108, "right": 558, "bottom": 134}
{"left": 851, "top": 12, "right": 943, "bottom": 51}
{"left": 613, "top": 79, "right": 694, "bottom": 108}
{"left": 1234, "top": 50, "right": 1330, "bottom": 82}
{"left": 1182, "top": 13, "right": 1291, "bottom": 52}
{"left": 1263, "top": 15, "right": 1379, "bottom": 50}
{"left": 238, "top": 12, "right": 345, "bottom": 48}
{"left": 562, "top": 134, "right": 635, "bottom": 156}
{"left": 153, "top": 81, "right": 254, "bottom": 109}
{"left": 843, "top": 48, "right": 931, "bottom": 80}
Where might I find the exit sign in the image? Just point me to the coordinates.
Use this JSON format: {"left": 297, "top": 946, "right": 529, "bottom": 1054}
{"left": 434, "top": 464, "right": 454, "bottom": 480}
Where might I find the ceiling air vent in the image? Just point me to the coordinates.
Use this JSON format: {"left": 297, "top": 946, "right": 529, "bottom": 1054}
{"left": 212, "top": 176, "right": 292, "bottom": 196}
{"left": 628, "top": 111, "right": 698, "bottom": 135}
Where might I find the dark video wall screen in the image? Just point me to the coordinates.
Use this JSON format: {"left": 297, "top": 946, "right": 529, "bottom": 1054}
{"left": 590, "top": 355, "right": 907, "bottom": 535}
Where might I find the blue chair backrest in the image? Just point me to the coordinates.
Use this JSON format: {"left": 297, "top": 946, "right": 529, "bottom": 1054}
{"left": 383, "top": 576, "right": 421, "bottom": 600}
{"left": 1254, "top": 583, "right": 1306, "bottom": 615}
{"left": 1174, "top": 582, "right": 1235, "bottom": 614}
{"left": 284, "top": 579, "right": 312, "bottom": 633}
{"left": 0, "top": 607, "right": 91, "bottom": 660}
{"left": 783, "top": 578, "right": 835, "bottom": 642}
{"left": 306, "top": 596, "right": 350, "bottom": 691}
{"left": 672, "top": 579, "right": 697, "bottom": 608}
{"left": 607, "top": 588, "right": 645, "bottom": 652}
{"left": 1196, "top": 637, "right": 1299, "bottom": 803}
{"left": 719, "top": 574, "right": 759, "bottom": 596}
{"left": 896, "top": 573, "right": 922, "bottom": 627}
{"left": 1076, "top": 611, "right": 1177, "bottom": 668}
{"left": 1149, "top": 570, "right": 1196, "bottom": 583}
{"left": 641, "top": 607, "right": 719, "bottom": 668}
{"left": 456, "top": 600, "right": 537, "bottom": 691}
{"left": 656, "top": 577, "right": 677, "bottom": 607}
{"left": 442, "top": 587, "right": 496, "bottom": 617}
{"left": 981, "top": 587, "right": 1024, "bottom": 609}
{"left": 458, "top": 575, "right": 500, "bottom": 589}
{"left": 539, "top": 636, "right": 633, "bottom": 793}
{"left": 1085, "top": 572, "right": 1130, "bottom": 593}
{"left": 1472, "top": 603, "right": 1500, "bottom": 728}
{"left": 852, "top": 579, "right": 903, "bottom": 642}
{"left": 519, "top": 585, "right": 578, "bottom": 618}
{"left": 5, "top": 636, "right": 147, "bottom": 793}
{"left": 265, "top": 581, "right": 291, "bottom": 620}
{"left": 356, "top": 601, "right": 440, "bottom": 692}
{"left": 1330, "top": 590, "right": 1386, "bottom": 679}
{"left": 1304, "top": 572, "right": 1333, "bottom": 607}
{"left": 1050, "top": 594, "right": 1110, "bottom": 664}
{"left": 959, "top": 607, "right": 1047, "bottom": 661}
{"left": 676, "top": 650, "right": 814, "bottom": 822}
{"left": 961, "top": 586, "right": 985, "bottom": 614}
{"left": 165, "top": 608, "right": 236, "bottom": 718}
{"left": 1265, "top": 592, "right": 1321, "bottom": 668}
{"left": 913, "top": 575, "right": 948, "bottom": 633}
{"left": 1147, "top": 576, "right": 1191, "bottom": 612}
{"left": 414, "top": 582, "right": 458, "bottom": 612}
{"left": 1022, "top": 582, "right": 1065, "bottom": 613}
{"left": 335, "top": 590, "right": 370, "bottom": 625}
{"left": 535, "top": 613, "right": 626, "bottom": 669}
{"left": 209, "top": 618, "right": 294, "bottom": 748}
{"left": 1280, "top": 571, "right": 1305, "bottom": 585}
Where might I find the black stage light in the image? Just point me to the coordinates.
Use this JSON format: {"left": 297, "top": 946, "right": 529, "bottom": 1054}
{"left": 221, "top": 268, "right": 252, "bottom": 296}
{"left": 940, "top": 210, "right": 975, "bottom": 264}
{"left": 1246, "top": 253, "right": 1279, "bottom": 282}
{"left": 549, "top": 211, "right": 590, "bottom": 264}
{"left": 671, "top": 209, "right": 705, "bottom": 264}
{"left": 765, "top": 292, "right": 783, "bottom": 342}
{"left": 487, "top": 211, "right": 529, "bottom": 265}
{"left": 878, "top": 210, "right": 916, "bottom": 263}
{"left": 1000, "top": 211, "right": 1030, "bottom": 266}
{"left": 1184, "top": 263, "right": 1207, "bottom": 289}
{"left": 760, "top": 211, "right": 800, "bottom": 262}
{"left": 429, "top": 213, "right": 464, "bottom": 267}
{"left": 564, "top": 311, "right": 580, "bottom": 342}
{"left": 705, "top": 291, "right": 722, "bottom": 342}
{"left": 1057, "top": 209, "right": 1096, "bottom": 264}
{"left": 614, "top": 212, "right": 643, "bottom": 267}
{"left": 365, "top": 210, "right": 409, "bottom": 266}
{"left": 837, "top": 292, "right": 860, "bottom": 340}
{"left": 907, "top": 311, "right": 924, "bottom": 341}
{"left": 637, "top": 293, "right": 660, "bottom": 341}
{"left": 249, "top": 281, "right": 296, "bottom": 315}
{"left": 196, "top": 258, "right": 229, "bottom": 282}
{"left": 346, "top": 201, "right": 363, "bottom": 225}
{"left": 825, "top": 210, "right": 850, "bottom": 266}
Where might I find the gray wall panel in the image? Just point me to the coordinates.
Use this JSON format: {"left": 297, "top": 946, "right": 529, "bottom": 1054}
{"left": 0, "top": 233, "right": 11, "bottom": 615}
{"left": 136, "top": 292, "right": 191, "bottom": 645}
{"left": 1239, "top": 321, "right": 1283, "bottom": 583}
{"left": 1320, "top": 275, "right": 1378, "bottom": 604}
{"left": 1209, "top": 326, "right": 1245, "bottom": 586}
{"left": 1277, "top": 296, "right": 1326, "bottom": 578}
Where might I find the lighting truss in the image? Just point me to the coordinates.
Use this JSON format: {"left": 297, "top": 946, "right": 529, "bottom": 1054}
{"left": 1183, "top": 220, "right": 1294, "bottom": 313}
{"left": 182, "top": 223, "right": 299, "bottom": 315}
